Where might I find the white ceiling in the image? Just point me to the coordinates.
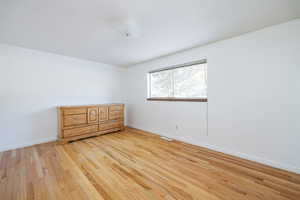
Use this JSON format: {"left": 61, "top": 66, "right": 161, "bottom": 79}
{"left": 1, "top": 0, "right": 300, "bottom": 67}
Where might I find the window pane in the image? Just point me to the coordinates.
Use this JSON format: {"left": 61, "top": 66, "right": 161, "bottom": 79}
{"left": 173, "top": 64, "right": 207, "bottom": 98}
{"left": 148, "top": 62, "right": 207, "bottom": 99}
{"left": 150, "top": 70, "right": 173, "bottom": 97}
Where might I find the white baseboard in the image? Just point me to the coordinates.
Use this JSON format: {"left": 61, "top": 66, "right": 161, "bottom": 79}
{"left": 177, "top": 136, "right": 300, "bottom": 174}
{"left": 129, "top": 126, "right": 300, "bottom": 174}
{"left": 0, "top": 137, "right": 57, "bottom": 152}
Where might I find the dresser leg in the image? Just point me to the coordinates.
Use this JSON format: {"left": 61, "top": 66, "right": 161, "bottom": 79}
{"left": 58, "top": 139, "right": 68, "bottom": 145}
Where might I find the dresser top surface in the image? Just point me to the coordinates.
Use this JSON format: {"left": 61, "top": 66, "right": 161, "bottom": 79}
{"left": 58, "top": 103, "right": 124, "bottom": 109}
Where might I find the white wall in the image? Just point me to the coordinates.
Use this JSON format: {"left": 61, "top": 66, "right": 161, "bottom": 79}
{"left": 125, "top": 19, "right": 300, "bottom": 173}
{"left": 0, "top": 44, "right": 125, "bottom": 151}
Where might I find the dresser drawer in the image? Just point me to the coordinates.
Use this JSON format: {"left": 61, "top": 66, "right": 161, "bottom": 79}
{"left": 63, "top": 114, "right": 87, "bottom": 127}
{"left": 109, "top": 105, "right": 123, "bottom": 111}
{"left": 109, "top": 111, "right": 123, "bottom": 120}
{"left": 99, "top": 120, "right": 123, "bottom": 131}
{"left": 63, "top": 108, "right": 87, "bottom": 115}
{"left": 63, "top": 125, "right": 98, "bottom": 138}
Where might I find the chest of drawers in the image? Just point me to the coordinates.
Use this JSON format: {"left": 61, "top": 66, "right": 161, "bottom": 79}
{"left": 57, "top": 104, "right": 124, "bottom": 143}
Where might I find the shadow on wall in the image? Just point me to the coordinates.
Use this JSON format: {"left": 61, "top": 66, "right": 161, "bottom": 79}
{"left": 30, "top": 107, "right": 59, "bottom": 139}
{"left": 0, "top": 106, "right": 58, "bottom": 147}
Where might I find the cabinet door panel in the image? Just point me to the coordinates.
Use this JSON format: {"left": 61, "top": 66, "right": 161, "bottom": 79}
{"left": 63, "top": 114, "right": 87, "bottom": 127}
{"left": 88, "top": 107, "right": 98, "bottom": 124}
{"left": 99, "top": 106, "right": 108, "bottom": 121}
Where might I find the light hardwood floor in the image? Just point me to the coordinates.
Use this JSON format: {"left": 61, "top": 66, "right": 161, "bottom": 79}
{"left": 0, "top": 128, "right": 300, "bottom": 200}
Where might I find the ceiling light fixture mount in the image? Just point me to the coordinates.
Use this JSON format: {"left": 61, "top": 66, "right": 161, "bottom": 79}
{"left": 110, "top": 18, "right": 141, "bottom": 38}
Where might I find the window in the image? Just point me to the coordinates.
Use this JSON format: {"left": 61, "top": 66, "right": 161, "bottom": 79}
{"left": 147, "top": 60, "right": 207, "bottom": 102}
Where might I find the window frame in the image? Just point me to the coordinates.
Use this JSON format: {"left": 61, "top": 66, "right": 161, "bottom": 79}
{"left": 147, "top": 59, "right": 207, "bottom": 102}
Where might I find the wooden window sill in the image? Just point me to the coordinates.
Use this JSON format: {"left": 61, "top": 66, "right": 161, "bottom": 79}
{"left": 147, "top": 98, "right": 207, "bottom": 102}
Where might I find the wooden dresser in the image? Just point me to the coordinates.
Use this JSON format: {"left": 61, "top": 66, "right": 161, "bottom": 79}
{"left": 57, "top": 104, "right": 124, "bottom": 143}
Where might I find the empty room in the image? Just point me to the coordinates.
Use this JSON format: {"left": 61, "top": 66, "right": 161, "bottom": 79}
{"left": 0, "top": 0, "right": 300, "bottom": 199}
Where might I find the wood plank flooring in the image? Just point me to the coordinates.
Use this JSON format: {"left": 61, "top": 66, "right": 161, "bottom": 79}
{"left": 1, "top": 128, "right": 300, "bottom": 200}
